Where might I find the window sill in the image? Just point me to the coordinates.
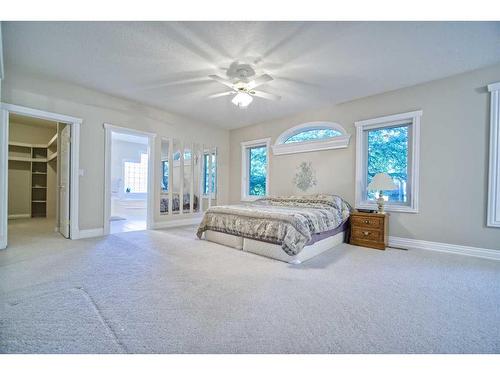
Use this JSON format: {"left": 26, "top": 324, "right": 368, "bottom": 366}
{"left": 272, "top": 135, "right": 350, "bottom": 155}
{"left": 356, "top": 201, "right": 418, "bottom": 214}
{"left": 241, "top": 195, "right": 266, "bottom": 202}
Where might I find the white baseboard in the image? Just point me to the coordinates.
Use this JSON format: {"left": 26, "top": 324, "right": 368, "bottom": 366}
{"left": 152, "top": 217, "right": 202, "bottom": 229}
{"left": 389, "top": 236, "right": 500, "bottom": 261}
{"left": 78, "top": 227, "right": 104, "bottom": 239}
{"left": 8, "top": 214, "right": 30, "bottom": 219}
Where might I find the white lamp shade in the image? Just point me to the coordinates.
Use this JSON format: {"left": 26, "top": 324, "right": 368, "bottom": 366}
{"left": 367, "top": 173, "right": 398, "bottom": 191}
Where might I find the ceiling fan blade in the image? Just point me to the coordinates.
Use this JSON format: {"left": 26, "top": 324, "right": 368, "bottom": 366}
{"left": 208, "top": 91, "right": 234, "bottom": 99}
{"left": 208, "top": 75, "right": 235, "bottom": 89}
{"left": 251, "top": 90, "right": 281, "bottom": 101}
{"left": 247, "top": 74, "right": 274, "bottom": 89}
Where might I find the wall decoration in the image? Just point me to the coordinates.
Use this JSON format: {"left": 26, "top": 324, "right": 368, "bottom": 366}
{"left": 293, "top": 162, "right": 317, "bottom": 192}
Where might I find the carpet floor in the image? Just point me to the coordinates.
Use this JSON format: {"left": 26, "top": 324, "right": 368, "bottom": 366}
{"left": 1, "top": 218, "right": 499, "bottom": 354}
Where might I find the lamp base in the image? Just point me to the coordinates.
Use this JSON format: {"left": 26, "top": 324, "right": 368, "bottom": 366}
{"left": 376, "top": 191, "right": 385, "bottom": 214}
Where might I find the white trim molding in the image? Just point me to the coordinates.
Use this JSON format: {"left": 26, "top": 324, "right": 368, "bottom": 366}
{"left": 152, "top": 217, "right": 202, "bottom": 229}
{"left": 0, "top": 109, "right": 8, "bottom": 249}
{"left": 272, "top": 121, "right": 350, "bottom": 155}
{"left": 389, "top": 236, "right": 500, "bottom": 261}
{"left": 240, "top": 138, "right": 271, "bottom": 202}
{"left": 0, "top": 22, "right": 4, "bottom": 81}
{"left": 103, "top": 123, "right": 157, "bottom": 235}
{"left": 355, "top": 110, "right": 422, "bottom": 213}
{"left": 78, "top": 228, "right": 105, "bottom": 239}
{"left": 487, "top": 82, "right": 500, "bottom": 227}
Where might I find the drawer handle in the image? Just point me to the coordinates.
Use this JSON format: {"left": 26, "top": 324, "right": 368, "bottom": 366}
{"left": 363, "top": 231, "right": 370, "bottom": 236}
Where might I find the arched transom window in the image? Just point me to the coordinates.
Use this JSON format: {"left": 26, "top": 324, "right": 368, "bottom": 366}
{"left": 273, "top": 122, "right": 350, "bottom": 155}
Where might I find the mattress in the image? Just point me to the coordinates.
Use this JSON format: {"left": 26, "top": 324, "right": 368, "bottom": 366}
{"left": 204, "top": 229, "right": 345, "bottom": 264}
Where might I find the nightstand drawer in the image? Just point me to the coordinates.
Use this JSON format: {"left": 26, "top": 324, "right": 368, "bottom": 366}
{"left": 351, "top": 228, "right": 383, "bottom": 242}
{"left": 351, "top": 215, "right": 383, "bottom": 229}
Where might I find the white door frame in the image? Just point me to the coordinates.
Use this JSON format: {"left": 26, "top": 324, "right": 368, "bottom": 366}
{"left": 103, "top": 123, "right": 156, "bottom": 235}
{"left": 0, "top": 103, "right": 82, "bottom": 249}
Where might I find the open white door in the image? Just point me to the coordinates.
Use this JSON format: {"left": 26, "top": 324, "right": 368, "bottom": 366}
{"left": 59, "top": 124, "right": 71, "bottom": 238}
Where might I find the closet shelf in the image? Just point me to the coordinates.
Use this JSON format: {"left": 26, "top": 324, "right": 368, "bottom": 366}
{"left": 9, "top": 156, "right": 48, "bottom": 162}
{"left": 32, "top": 200, "right": 47, "bottom": 203}
{"left": 48, "top": 152, "right": 58, "bottom": 161}
{"left": 32, "top": 172, "right": 47, "bottom": 175}
{"left": 9, "top": 141, "right": 47, "bottom": 148}
{"left": 47, "top": 134, "right": 58, "bottom": 148}
{"left": 9, "top": 156, "right": 33, "bottom": 162}
{"left": 32, "top": 186, "right": 47, "bottom": 189}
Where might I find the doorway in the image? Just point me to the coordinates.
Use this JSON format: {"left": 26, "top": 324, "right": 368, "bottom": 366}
{"left": 0, "top": 103, "right": 82, "bottom": 249}
{"left": 104, "top": 124, "right": 154, "bottom": 235}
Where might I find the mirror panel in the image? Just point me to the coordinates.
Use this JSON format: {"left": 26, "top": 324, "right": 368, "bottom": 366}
{"left": 160, "top": 138, "right": 217, "bottom": 216}
{"left": 192, "top": 143, "right": 201, "bottom": 213}
{"left": 183, "top": 144, "right": 192, "bottom": 213}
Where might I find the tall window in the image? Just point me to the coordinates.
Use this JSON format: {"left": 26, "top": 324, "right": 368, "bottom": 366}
{"left": 355, "top": 111, "right": 421, "bottom": 213}
{"left": 203, "top": 153, "right": 217, "bottom": 195}
{"left": 124, "top": 153, "right": 148, "bottom": 193}
{"left": 241, "top": 138, "right": 270, "bottom": 201}
{"left": 367, "top": 125, "right": 409, "bottom": 203}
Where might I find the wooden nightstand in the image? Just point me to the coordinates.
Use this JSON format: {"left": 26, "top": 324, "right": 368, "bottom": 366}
{"left": 349, "top": 211, "right": 389, "bottom": 250}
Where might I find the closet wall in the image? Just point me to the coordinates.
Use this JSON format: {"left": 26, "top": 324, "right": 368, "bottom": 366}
{"left": 8, "top": 117, "right": 58, "bottom": 219}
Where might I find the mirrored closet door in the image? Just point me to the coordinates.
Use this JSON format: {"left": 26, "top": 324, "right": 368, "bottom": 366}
{"left": 160, "top": 138, "right": 217, "bottom": 216}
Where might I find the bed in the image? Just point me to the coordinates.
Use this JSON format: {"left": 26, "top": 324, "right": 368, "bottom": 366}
{"left": 197, "top": 194, "right": 351, "bottom": 264}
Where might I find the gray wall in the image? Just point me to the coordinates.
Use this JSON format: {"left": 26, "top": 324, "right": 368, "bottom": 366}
{"left": 229, "top": 63, "right": 500, "bottom": 250}
{"left": 2, "top": 67, "right": 230, "bottom": 230}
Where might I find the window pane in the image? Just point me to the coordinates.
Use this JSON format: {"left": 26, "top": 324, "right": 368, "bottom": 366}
{"left": 284, "top": 128, "right": 342, "bottom": 143}
{"left": 162, "top": 161, "right": 169, "bottom": 192}
{"left": 124, "top": 153, "right": 148, "bottom": 193}
{"left": 203, "top": 153, "right": 216, "bottom": 195}
{"left": 183, "top": 146, "right": 192, "bottom": 210}
{"left": 248, "top": 146, "right": 267, "bottom": 196}
{"left": 366, "top": 125, "right": 409, "bottom": 203}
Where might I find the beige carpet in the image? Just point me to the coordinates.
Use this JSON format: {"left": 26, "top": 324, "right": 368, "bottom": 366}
{"left": 1, "top": 218, "right": 499, "bottom": 353}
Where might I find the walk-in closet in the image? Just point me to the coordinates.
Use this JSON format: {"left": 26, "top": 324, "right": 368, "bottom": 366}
{"left": 7, "top": 114, "right": 68, "bottom": 237}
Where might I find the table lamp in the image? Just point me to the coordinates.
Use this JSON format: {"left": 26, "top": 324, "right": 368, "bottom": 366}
{"left": 367, "top": 173, "right": 397, "bottom": 214}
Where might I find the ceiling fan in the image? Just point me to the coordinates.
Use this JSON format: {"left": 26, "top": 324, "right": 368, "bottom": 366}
{"left": 208, "top": 62, "right": 281, "bottom": 108}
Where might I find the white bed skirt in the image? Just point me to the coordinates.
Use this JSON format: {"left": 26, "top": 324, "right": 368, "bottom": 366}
{"left": 204, "top": 230, "right": 345, "bottom": 264}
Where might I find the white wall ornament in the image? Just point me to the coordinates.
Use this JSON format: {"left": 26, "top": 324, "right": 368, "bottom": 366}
{"left": 293, "top": 162, "right": 317, "bottom": 192}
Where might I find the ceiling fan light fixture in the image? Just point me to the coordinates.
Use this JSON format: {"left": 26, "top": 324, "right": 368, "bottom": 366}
{"left": 232, "top": 92, "right": 253, "bottom": 108}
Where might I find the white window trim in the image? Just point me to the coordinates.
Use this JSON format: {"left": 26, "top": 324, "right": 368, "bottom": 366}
{"left": 241, "top": 138, "right": 270, "bottom": 201}
{"left": 355, "top": 110, "right": 422, "bottom": 213}
{"left": 272, "top": 121, "right": 350, "bottom": 155}
{"left": 487, "top": 82, "right": 500, "bottom": 227}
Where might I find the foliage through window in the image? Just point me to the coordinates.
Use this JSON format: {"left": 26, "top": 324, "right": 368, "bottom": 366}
{"left": 284, "top": 128, "right": 342, "bottom": 143}
{"left": 248, "top": 146, "right": 267, "bottom": 196}
{"left": 355, "top": 110, "right": 421, "bottom": 213}
{"left": 203, "top": 153, "right": 217, "bottom": 195}
{"left": 161, "top": 160, "right": 169, "bottom": 192}
{"left": 366, "top": 125, "right": 409, "bottom": 203}
{"left": 124, "top": 153, "right": 148, "bottom": 193}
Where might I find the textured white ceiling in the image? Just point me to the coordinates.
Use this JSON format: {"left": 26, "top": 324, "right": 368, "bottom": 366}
{"left": 3, "top": 21, "right": 500, "bottom": 129}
